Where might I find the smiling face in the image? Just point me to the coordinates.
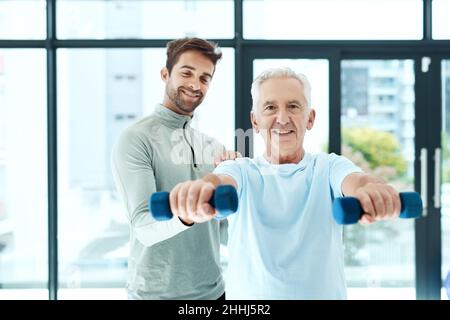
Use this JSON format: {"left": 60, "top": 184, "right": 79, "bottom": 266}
{"left": 161, "top": 50, "right": 215, "bottom": 115}
{"left": 251, "top": 76, "right": 315, "bottom": 164}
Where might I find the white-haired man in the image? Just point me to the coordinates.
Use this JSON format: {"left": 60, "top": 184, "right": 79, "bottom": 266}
{"left": 168, "top": 67, "right": 401, "bottom": 299}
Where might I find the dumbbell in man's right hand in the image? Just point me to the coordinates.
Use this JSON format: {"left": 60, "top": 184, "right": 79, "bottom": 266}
{"left": 168, "top": 180, "right": 219, "bottom": 224}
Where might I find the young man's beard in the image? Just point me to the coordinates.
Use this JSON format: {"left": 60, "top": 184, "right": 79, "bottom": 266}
{"left": 166, "top": 85, "right": 204, "bottom": 114}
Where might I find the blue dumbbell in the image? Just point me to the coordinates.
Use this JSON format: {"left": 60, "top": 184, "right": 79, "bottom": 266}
{"left": 332, "top": 191, "right": 423, "bottom": 225}
{"left": 150, "top": 184, "right": 238, "bottom": 221}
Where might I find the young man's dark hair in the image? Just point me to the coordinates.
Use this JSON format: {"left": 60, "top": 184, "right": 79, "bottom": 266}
{"left": 165, "top": 37, "right": 222, "bottom": 74}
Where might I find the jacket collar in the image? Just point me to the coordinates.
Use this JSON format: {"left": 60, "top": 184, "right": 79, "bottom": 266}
{"left": 153, "top": 104, "right": 193, "bottom": 129}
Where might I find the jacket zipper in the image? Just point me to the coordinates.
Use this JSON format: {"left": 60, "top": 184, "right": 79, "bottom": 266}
{"left": 183, "top": 121, "right": 197, "bottom": 168}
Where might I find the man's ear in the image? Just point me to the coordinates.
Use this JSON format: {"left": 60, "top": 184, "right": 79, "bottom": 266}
{"left": 161, "top": 67, "right": 169, "bottom": 83}
{"left": 306, "top": 108, "right": 316, "bottom": 130}
{"left": 251, "top": 111, "right": 259, "bottom": 133}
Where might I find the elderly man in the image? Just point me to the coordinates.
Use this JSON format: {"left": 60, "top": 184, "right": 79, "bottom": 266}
{"left": 169, "top": 67, "right": 401, "bottom": 299}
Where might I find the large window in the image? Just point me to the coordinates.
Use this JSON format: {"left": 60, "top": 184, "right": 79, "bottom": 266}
{"left": 341, "top": 60, "right": 416, "bottom": 299}
{"left": 433, "top": 0, "right": 450, "bottom": 39}
{"left": 0, "top": 0, "right": 46, "bottom": 39}
{"left": 57, "top": 0, "right": 234, "bottom": 39}
{"left": 244, "top": 0, "right": 423, "bottom": 40}
{"left": 0, "top": 50, "right": 48, "bottom": 299}
{"left": 441, "top": 60, "right": 450, "bottom": 299}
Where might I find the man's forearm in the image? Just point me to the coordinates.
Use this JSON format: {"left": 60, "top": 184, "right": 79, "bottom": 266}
{"left": 134, "top": 213, "right": 192, "bottom": 247}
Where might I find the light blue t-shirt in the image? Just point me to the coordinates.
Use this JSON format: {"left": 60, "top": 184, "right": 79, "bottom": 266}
{"left": 214, "top": 152, "right": 362, "bottom": 300}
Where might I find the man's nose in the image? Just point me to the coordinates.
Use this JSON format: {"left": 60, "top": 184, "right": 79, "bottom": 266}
{"left": 276, "top": 110, "right": 290, "bottom": 125}
{"left": 187, "top": 79, "right": 200, "bottom": 91}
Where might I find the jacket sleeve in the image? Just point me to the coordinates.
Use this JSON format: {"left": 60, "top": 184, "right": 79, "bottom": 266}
{"left": 111, "top": 129, "right": 190, "bottom": 247}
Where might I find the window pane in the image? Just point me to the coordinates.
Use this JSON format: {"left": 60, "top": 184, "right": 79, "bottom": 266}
{"left": 433, "top": 0, "right": 450, "bottom": 39}
{"left": 0, "top": 50, "right": 47, "bottom": 297}
{"left": 57, "top": 48, "right": 234, "bottom": 296}
{"left": 244, "top": 0, "right": 422, "bottom": 40}
{"left": 57, "top": 0, "right": 234, "bottom": 39}
{"left": 341, "top": 60, "right": 416, "bottom": 299}
{"left": 252, "top": 59, "right": 329, "bottom": 156}
{"left": 441, "top": 60, "right": 450, "bottom": 300}
{"left": 0, "top": 0, "right": 46, "bottom": 39}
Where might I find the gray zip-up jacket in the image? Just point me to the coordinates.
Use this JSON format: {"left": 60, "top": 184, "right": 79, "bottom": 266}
{"left": 111, "top": 104, "right": 226, "bottom": 299}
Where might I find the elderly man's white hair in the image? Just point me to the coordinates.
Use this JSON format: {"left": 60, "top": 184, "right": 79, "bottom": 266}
{"left": 251, "top": 67, "right": 312, "bottom": 111}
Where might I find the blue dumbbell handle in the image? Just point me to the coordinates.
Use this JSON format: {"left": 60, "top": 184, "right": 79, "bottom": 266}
{"left": 150, "top": 184, "right": 238, "bottom": 221}
{"left": 333, "top": 191, "right": 423, "bottom": 225}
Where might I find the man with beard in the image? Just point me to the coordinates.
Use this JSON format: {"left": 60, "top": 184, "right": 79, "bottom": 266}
{"left": 112, "top": 38, "right": 238, "bottom": 300}
{"left": 168, "top": 67, "right": 402, "bottom": 299}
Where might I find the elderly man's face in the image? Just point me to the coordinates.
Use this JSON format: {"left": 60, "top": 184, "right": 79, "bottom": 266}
{"left": 251, "top": 77, "right": 315, "bottom": 159}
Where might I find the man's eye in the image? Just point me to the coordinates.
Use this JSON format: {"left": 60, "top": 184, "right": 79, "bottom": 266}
{"left": 265, "top": 105, "right": 274, "bottom": 110}
{"left": 289, "top": 104, "right": 300, "bottom": 109}
{"left": 182, "top": 72, "right": 190, "bottom": 77}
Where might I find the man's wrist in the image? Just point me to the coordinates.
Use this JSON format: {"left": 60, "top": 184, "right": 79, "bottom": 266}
{"left": 202, "top": 173, "right": 221, "bottom": 187}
